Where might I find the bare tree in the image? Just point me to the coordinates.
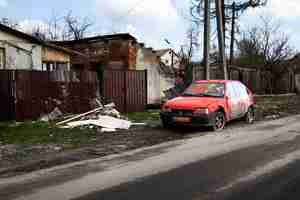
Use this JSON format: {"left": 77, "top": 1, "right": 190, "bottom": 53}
{"left": 181, "top": 26, "right": 200, "bottom": 65}
{"left": 31, "top": 26, "right": 47, "bottom": 40}
{"left": 46, "top": 11, "right": 64, "bottom": 41}
{"left": 236, "top": 17, "right": 295, "bottom": 93}
{"left": 62, "top": 11, "right": 94, "bottom": 40}
{"left": 11, "top": 11, "right": 95, "bottom": 41}
{"left": 237, "top": 17, "right": 294, "bottom": 67}
{"left": 177, "top": 26, "right": 201, "bottom": 86}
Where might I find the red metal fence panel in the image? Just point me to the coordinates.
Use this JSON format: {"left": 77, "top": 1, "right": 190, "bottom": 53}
{"left": 1, "top": 70, "right": 98, "bottom": 121}
{"left": 1, "top": 69, "right": 145, "bottom": 121}
{"left": 125, "top": 70, "right": 147, "bottom": 112}
{"left": 0, "top": 71, "right": 15, "bottom": 121}
{"left": 102, "top": 70, "right": 147, "bottom": 113}
{"left": 102, "top": 70, "right": 126, "bottom": 112}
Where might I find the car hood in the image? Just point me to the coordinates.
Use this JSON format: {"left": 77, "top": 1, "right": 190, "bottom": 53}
{"left": 166, "top": 96, "right": 220, "bottom": 110}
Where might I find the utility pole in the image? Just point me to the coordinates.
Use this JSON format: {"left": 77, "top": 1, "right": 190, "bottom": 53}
{"left": 230, "top": 2, "right": 236, "bottom": 64}
{"left": 221, "top": 0, "right": 226, "bottom": 44}
{"left": 203, "top": 0, "right": 211, "bottom": 80}
{"left": 215, "top": 0, "right": 228, "bottom": 80}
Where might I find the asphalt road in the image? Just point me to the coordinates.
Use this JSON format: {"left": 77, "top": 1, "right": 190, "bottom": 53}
{"left": 219, "top": 160, "right": 300, "bottom": 200}
{"left": 75, "top": 139, "right": 300, "bottom": 200}
{"left": 2, "top": 115, "right": 300, "bottom": 200}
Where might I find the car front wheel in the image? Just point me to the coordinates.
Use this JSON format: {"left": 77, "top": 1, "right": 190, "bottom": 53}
{"left": 212, "top": 111, "right": 226, "bottom": 132}
{"left": 161, "top": 118, "right": 171, "bottom": 128}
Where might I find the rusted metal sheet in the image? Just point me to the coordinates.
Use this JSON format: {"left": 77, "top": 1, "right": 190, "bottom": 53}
{"left": 102, "top": 69, "right": 146, "bottom": 113}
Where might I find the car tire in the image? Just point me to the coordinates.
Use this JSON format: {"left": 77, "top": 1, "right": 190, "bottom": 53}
{"left": 212, "top": 111, "right": 226, "bottom": 132}
{"left": 161, "top": 118, "right": 171, "bottom": 128}
{"left": 245, "top": 107, "right": 255, "bottom": 124}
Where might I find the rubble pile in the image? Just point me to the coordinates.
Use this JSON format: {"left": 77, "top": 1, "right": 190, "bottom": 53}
{"left": 41, "top": 100, "right": 143, "bottom": 132}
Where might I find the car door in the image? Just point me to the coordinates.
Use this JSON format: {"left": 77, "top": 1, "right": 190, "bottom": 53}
{"left": 226, "top": 82, "right": 240, "bottom": 120}
{"left": 233, "top": 82, "right": 249, "bottom": 117}
{"left": 237, "top": 82, "right": 250, "bottom": 116}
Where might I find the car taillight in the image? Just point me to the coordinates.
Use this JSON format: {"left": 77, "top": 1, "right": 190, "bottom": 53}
{"left": 194, "top": 108, "right": 209, "bottom": 116}
{"left": 162, "top": 105, "right": 172, "bottom": 113}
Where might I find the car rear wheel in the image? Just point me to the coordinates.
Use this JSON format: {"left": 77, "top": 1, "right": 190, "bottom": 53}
{"left": 212, "top": 111, "right": 226, "bottom": 132}
{"left": 245, "top": 107, "right": 255, "bottom": 124}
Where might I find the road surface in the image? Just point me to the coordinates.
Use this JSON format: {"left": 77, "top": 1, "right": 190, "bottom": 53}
{"left": 2, "top": 115, "right": 300, "bottom": 200}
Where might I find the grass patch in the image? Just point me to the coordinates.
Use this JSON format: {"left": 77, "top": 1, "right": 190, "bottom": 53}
{"left": 125, "top": 110, "right": 161, "bottom": 122}
{"left": 0, "top": 121, "right": 97, "bottom": 147}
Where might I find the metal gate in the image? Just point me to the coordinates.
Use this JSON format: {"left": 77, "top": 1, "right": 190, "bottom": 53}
{"left": 102, "top": 70, "right": 147, "bottom": 113}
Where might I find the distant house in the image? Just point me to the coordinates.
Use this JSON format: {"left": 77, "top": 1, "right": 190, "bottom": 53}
{"left": 52, "top": 33, "right": 138, "bottom": 71}
{"left": 156, "top": 49, "right": 180, "bottom": 102}
{"left": 0, "top": 23, "right": 79, "bottom": 71}
{"left": 136, "top": 46, "right": 179, "bottom": 104}
{"left": 155, "top": 48, "right": 180, "bottom": 69}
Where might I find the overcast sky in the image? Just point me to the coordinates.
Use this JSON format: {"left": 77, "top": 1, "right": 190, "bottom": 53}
{"left": 0, "top": 0, "right": 299, "bottom": 53}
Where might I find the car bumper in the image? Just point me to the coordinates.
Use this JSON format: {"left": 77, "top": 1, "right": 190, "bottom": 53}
{"left": 160, "top": 112, "right": 215, "bottom": 127}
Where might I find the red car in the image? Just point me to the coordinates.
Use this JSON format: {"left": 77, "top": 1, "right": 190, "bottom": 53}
{"left": 160, "top": 80, "right": 255, "bottom": 131}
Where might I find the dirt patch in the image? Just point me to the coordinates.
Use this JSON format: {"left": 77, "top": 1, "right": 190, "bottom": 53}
{"left": 0, "top": 127, "right": 184, "bottom": 178}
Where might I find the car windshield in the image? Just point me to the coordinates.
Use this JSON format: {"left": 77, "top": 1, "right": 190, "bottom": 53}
{"left": 182, "top": 83, "right": 225, "bottom": 97}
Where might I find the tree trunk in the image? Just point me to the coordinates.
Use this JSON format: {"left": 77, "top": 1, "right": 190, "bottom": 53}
{"left": 229, "top": 2, "right": 236, "bottom": 64}
{"left": 204, "top": 0, "right": 211, "bottom": 80}
{"left": 215, "top": 0, "right": 228, "bottom": 80}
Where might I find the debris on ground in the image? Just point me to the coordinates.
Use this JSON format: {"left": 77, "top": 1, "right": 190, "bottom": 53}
{"left": 65, "top": 117, "right": 131, "bottom": 130}
{"left": 56, "top": 107, "right": 103, "bottom": 126}
{"left": 55, "top": 99, "right": 135, "bottom": 132}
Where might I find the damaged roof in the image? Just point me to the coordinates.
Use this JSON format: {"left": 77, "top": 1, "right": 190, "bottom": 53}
{"left": 52, "top": 33, "right": 137, "bottom": 45}
{"left": 0, "top": 23, "right": 43, "bottom": 44}
{"left": 0, "top": 23, "right": 87, "bottom": 57}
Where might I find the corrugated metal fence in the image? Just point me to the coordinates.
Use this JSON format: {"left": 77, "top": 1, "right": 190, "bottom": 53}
{"left": 0, "top": 70, "right": 97, "bottom": 121}
{"left": 102, "top": 70, "right": 147, "bottom": 112}
{"left": 193, "top": 65, "right": 293, "bottom": 94}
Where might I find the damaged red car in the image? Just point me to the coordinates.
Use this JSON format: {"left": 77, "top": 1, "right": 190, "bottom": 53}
{"left": 160, "top": 80, "right": 255, "bottom": 131}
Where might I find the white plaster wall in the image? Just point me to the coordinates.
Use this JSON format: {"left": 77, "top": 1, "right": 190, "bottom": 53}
{"left": 136, "top": 47, "right": 161, "bottom": 104}
{"left": 147, "top": 64, "right": 161, "bottom": 104}
{"left": 0, "top": 31, "right": 42, "bottom": 70}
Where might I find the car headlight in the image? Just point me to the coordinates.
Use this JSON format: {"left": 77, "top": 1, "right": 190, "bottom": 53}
{"left": 162, "top": 105, "right": 172, "bottom": 113}
{"left": 194, "top": 108, "right": 209, "bottom": 115}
